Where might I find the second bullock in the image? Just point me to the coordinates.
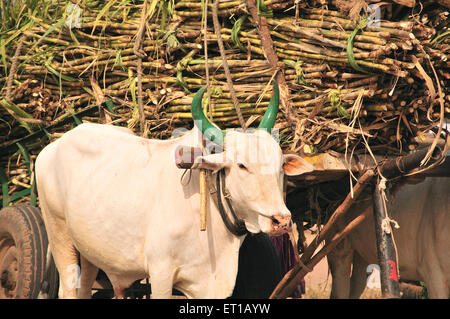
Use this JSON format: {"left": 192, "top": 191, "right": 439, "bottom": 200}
{"left": 327, "top": 176, "right": 450, "bottom": 299}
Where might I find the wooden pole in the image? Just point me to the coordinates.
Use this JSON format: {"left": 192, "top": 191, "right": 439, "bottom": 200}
{"left": 270, "top": 169, "right": 375, "bottom": 299}
{"left": 295, "top": 169, "right": 373, "bottom": 269}
{"left": 245, "top": 0, "right": 297, "bottom": 130}
{"left": 372, "top": 179, "right": 400, "bottom": 298}
{"left": 134, "top": 0, "right": 147, "bottom": 137}
{"left": 270, "top": 201, "right": 373, "bottom": 299}
{"left": 199, "top": 169, "right": 207, "bottom": 231}
{"left": 212, "top": 0, "right": 246, "bottom": 129}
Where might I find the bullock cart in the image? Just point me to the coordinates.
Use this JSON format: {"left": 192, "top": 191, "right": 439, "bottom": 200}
{"left": 1, "top": 101, "right": 447, "bottom": 299}
{"left": 270, "top": 136, "right": 449, "bottom": 299}
{"left": 1, "top": 0, "right": 449, "bottom": 299}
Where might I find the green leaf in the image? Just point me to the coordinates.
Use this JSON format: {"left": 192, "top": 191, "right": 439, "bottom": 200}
{"left": 0, "top": 98, "right": 33, "bottom": 119}
{"left": 91, "top": 1, "right": 116, "bottom": 35}
{"left": 148, "top": 0, "right": 160, "bottom": 20}
{"left": 231, "top": 15, "right": 247, "bottom": 52}
{"left": 0, "top": 38, "right": 7, "bottom": 77}
{"left": 346, "top": 17, "right": 373, "bottom": 75}
{"left": 30, "top": 18, "right": 65, "bottom": 51}
{"left": 114, "top": 49, "right": 126, "bottom": 71}
{"left": 44, "top": 57, "right": 80, "bottom": 82}
{"left": 0, "top": 99, "right": 33, "bottom": 133}
{"left": 69, "top": 26, "right": 80, "bottom": 45}
{"left": 4, "top": 20, "right": 33, "bottom": 47}
{"left": 257, "top": 0, "right": 273, "bottom": 18}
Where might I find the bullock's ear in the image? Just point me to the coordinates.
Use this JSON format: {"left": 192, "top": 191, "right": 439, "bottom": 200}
{"left": 282, "top": 154, "right": 314, "bottom": 176}
{"left": 192, "top": 152, "right": 231, "bottom": 172}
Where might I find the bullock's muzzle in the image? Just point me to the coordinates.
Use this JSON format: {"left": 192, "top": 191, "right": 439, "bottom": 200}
{"left": 269, "top": 214, "right": 292, "bottom": 236}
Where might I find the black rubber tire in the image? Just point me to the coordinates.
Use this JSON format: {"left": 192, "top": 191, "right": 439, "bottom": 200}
{"left": 0, "top": 205, "right": 52, "bottom": 298}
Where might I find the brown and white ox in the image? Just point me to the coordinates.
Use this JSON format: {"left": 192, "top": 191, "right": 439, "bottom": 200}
{"left": 35, "top": 83, "right": 314, "bottom": 298}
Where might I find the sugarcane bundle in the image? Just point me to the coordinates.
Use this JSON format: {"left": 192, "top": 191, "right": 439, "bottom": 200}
{"left": 160, "top": 2, "right": 449, "bottom": 153}
{"left": 0, "top": 0, "right": 449, "bottom": 166}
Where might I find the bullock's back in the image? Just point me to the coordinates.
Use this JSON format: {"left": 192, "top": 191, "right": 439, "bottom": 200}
{"left": 39, "top": 123, "right": 170, "bottom": 178}
{"left": 54, "top": 123, "right": 143, "bottom": 159}
{"left": 35, "top": 123, "right": 180, "bottom": 221}
{"left": 392, "top": 177, "right": 450, "bottom": 252}
{"left": 391, "top": 177, "right": 450, "bottom": 223}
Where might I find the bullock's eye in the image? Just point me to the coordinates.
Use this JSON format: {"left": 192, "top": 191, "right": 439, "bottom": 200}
{"left": 238, "top": 163, "right": 248, "bottom": 172}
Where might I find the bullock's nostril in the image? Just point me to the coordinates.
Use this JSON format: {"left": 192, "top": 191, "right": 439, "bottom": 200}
{"left": 271, "top": 215, "right": 292, "bottom": 228}
{"left": 269, "top": 215, "right": 292, "bottom": 236}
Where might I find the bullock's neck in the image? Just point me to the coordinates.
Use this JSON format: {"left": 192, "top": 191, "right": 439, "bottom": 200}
{"left": 195, "top": 171, "right": 245, "bottom": 297}
{"left": 204, "top": 170, "right": 247, "bottom": 246}
{"left": 207, "top": 170, "right": 248, "bottom": 238}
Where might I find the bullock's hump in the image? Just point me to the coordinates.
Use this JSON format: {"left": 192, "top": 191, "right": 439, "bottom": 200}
{"left": 55, "top": 123, "right": 146, "bottom": 159}
{"left": 71, "top": 122, "right": 134, "bottom": 135}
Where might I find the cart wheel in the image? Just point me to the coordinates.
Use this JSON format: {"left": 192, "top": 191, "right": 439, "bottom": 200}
{"left": 0, "top": 205, "right": 52, "bottom": 298}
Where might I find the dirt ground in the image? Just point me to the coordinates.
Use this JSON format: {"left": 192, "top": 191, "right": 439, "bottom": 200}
{"left": 302, "top": 230, "right": 332, "bottom": 298}
{"left": 301, "top": 228, "right": 382, "bottom": 299}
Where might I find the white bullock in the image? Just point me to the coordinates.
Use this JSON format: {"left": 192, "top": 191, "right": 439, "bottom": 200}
{"left": 327, "top": 177, "right": 450, "bottom": 299}
{"left": 35, "top": 83, "right": 314, "bottom": 298}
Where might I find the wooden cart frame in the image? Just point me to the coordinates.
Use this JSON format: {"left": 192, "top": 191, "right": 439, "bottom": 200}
{"left": 270, "top": 143, "right": 449, "bottom": 299}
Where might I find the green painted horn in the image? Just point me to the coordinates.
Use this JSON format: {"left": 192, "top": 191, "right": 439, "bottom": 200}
{"left": 190, "top": 80, "right": 279, "bottom": 145}
{"left": 258, "top": 80, "right": 279, "bottom": 132}
{"left": 191, "top": 86, "right": 224, "bottom": 146}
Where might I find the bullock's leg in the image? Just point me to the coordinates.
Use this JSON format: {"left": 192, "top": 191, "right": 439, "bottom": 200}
{"left": 148, "top": 265, "right": 175, "bottom": 298}
{"left": 41, "top": 214, "right": 80, "bottom": 299}
{"left": 419, "top": 261, "right": 449, "bottom": 299}
{"left": 78, "top": 256, "right": 99, "bottom": 299}
{"left": 417, "top": 228, "right": 449, "bottom": 299}
{"left": 328, "top": 237, "right": 353, "bottom": 299}
{"left": 113, "top": 287, "right": 125, "bottom": 299}
{"left": 349, "top": 251, "right": 369, "bottom": 299}
{"left": 421, "top": 271, "right": 448, "bottom": 298}
{"left": 108, "top": 274, "right": 142, "bottom": 299}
